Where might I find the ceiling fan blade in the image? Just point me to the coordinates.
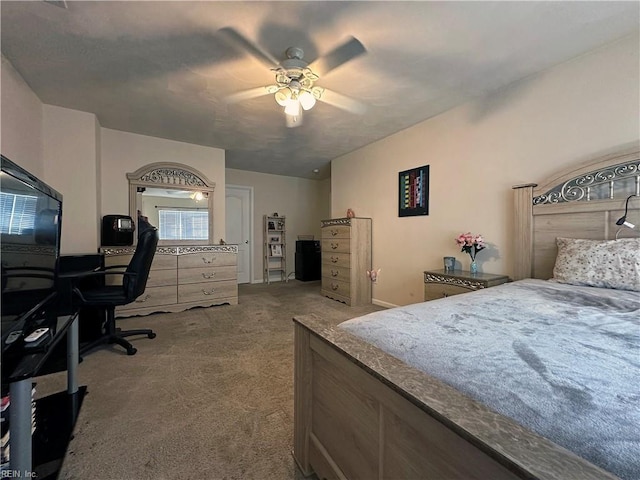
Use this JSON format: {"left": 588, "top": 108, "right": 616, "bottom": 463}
{"left": 224, "top": 85, "right": 277, "bottom": 104}
{"left": 316, "top": 88, "right": 367, "bottom": 115}
{"left": 218, "top": 27, "right": 280, "bottom": 69}
{"left": 309, "top": 36, "right": 366, "bottom": 78}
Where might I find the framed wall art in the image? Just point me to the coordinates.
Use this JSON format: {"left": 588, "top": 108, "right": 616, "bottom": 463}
{"left": 399, "top": 164, "right": 429, "bottom": 217}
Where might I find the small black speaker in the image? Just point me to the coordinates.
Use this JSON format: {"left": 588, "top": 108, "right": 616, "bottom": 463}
{"left": 101, "top": 215, "right": 134, "bottom": 246}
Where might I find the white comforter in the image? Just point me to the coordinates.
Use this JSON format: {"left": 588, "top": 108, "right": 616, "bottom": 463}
{"left": 339, "top": 279, "right": 640, "bottom": 480}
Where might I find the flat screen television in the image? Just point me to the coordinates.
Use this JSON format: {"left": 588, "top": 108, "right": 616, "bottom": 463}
{"left": 1, "top": 155, "right": 63, "bottom": 355}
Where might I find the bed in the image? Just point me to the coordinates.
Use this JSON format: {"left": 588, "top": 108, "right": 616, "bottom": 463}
{"left": 292, "top": 145, "right": 640, "bottom": 480}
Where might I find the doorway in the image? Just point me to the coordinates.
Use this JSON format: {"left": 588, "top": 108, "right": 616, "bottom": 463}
{"left": 225, "top": 185, "right": 253, "bottom": 284}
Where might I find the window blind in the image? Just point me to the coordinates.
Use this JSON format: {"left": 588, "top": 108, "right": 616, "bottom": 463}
{"left": 158, "top": 209, "right": 208, "bottom": 240}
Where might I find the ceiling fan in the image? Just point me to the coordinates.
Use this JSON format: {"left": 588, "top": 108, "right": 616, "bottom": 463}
{"left": 220, "top": 27, "right": 367, "bottom": 127}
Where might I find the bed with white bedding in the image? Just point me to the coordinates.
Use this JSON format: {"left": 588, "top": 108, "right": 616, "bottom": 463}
{"left": 293, "top": 145, "right": 640, "bottom": 480}
{"left": 340, "top": 279, "right": 640, "bottom": 480}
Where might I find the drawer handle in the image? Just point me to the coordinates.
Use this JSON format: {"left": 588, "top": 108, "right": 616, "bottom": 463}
{"left": 202, "top": 256, "right": 217, "bottom": 264}
{"left": 135, "top": 294, "right": 151, "bottom": 303}
{"left": 330, "top": 256, "right": 338, "bottom": 263}
{"left": 202, "top": 288, "right": 215, "bottom": 295}
{"left": 331, "top": 270, "right": 339, "bottom": 277}
{"left": 331, "top": 283, "right": 339, "bottom": 291}
{"left": 330, "top": 229, "right": 338, "bottom": 236}
{"left": 202, "top": 272, "right": 216, "bottom": 279}
{"left": 330, "top": 242, "right": 338, "bottom": 250}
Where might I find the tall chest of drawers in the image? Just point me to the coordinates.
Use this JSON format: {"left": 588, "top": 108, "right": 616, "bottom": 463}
{"left": 321, "top": 217, "right": 372, "bottom": 306}
{"left": 101, "top": 244, "right": 238, "bottom": 317}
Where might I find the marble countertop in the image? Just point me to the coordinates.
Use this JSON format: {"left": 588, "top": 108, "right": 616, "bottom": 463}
{"left": 293, "top": 313, "right": 619, "bottom": 480}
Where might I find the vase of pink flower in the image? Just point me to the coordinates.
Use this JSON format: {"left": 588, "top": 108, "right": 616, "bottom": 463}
{"left": 455, "top": 232, "right": 486, "bottom": 274}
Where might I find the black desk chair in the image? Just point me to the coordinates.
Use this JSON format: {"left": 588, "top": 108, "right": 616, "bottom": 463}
{"left": 74, "top": 227, "right": 158, "bottom": 356}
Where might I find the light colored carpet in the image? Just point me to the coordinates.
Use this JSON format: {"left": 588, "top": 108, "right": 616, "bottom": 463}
{"left": 35, "top": 280, "right": 383, "bottom": 480}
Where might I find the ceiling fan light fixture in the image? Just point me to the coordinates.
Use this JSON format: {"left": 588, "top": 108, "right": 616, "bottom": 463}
{"left": 299, "top": 91, "right": 316, "bottom": 111}
{"left": 274, "top": 88, "right": 291, "bottom": 107}
{"left": 284, "top": 99, "right": 301, "bottom": 116}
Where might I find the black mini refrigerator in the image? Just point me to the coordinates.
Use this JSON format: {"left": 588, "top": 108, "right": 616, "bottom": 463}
{"left": 295, "top": 240, "right": 321, "bottom": 281}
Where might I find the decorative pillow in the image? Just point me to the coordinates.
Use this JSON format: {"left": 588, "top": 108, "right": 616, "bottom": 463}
{"left": 552, "top": 237, "right": 640, "bottom": 291}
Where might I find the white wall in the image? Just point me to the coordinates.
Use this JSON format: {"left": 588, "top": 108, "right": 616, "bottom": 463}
{"left": 0, "top": 58, "right": 103, "bottom": 255}
{"left": 100, "top": 129, "right": 226, "bottom": 241}
{"left": 1, "top": 55, "right": 43, "bottom": 175}
{"left": 225, "top": 168, "right": 330, "bottom": 282}
{"left": 43, "top": 105, "right": 101, "bottom": 254}
{"left": 332, "top": 33, "right": 640, "bottom": 307}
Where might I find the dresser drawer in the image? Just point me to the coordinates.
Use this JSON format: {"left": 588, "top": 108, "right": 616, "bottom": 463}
{"left": 424, "top": 283, "right": 475, "bottom": 301}
{"left": 178, "top": 265, "right": 237, "bottom": 285}
{"left": 322, "top": 277, "right": 351, "bottom": 297}
{"left": 103, "top": 261, "right": 176, "bottom": 287}
{"left": 178, "top": 252, "right": 236, "bottom": 269}
{"left": 322, "top": 225, "right": 351, "bottom": 239}
{"left": 104, "top": 254, "right": 131, "bottom": 270}
{"left": 178, "top": 279, "right": 237, "bottom": 303}
{"left": 322, "top": 265, "right": 351, "bottom": 283}
{"left": 117, "top": 285, "right": 177, "bottom": 311}
{"left": 147, "top": 268, "right": 177, "bottom": 287}
{"left": 322, "top": 252, "right": 350, "bottom": 268}
{"left": 104, "top": 253, "right": 177, "bottom": 271}
{"left": 151, "top": 254, "right": 178, "bottom": 270}
{"left": 322, "top": 239, "right": 351, "bottom": 254}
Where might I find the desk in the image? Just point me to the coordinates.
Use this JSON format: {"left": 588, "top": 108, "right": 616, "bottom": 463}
{"left": 58, "top": 254, "right": 105, "bottom": 344}
{"left": 6, "top": 313, "right": 80, "bottom": 478}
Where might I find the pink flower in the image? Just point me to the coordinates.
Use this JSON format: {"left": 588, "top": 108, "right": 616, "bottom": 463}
{"left": 455, "top": 232, "right": 486, "bottom": 260}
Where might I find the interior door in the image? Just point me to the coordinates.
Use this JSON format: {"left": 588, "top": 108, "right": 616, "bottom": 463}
{"left": 225, "top": 185, "right": 252, "bottom": 284}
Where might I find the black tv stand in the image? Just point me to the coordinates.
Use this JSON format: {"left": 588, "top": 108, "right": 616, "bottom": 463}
{"left": 3, "top": 312, "right": 84, "bottom": 478}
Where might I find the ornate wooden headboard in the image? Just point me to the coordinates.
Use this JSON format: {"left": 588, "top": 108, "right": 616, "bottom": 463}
{"left": 513, "top": 145, "right": 640, "bottom": 280}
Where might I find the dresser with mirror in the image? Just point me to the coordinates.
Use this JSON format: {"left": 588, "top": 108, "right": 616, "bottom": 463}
{"left": 101, "top": 162, "right": 238, "bottom": 316}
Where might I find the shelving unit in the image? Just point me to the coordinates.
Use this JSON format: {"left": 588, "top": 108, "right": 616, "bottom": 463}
{"left": 263, "top": 215, "right": 286, "bottom": 284}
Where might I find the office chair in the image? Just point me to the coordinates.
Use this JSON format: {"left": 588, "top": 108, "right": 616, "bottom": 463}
{"left": 73, "top": 227, "right": 159, "bottom": 356}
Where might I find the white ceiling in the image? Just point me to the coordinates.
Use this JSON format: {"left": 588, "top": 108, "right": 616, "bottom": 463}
{"left": 1, "top": 1, "right": 638, "bottom": 179}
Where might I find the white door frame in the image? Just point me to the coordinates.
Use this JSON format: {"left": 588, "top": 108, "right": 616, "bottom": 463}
{"left": 226, "top": 184, "right": 254, "bottom": 284}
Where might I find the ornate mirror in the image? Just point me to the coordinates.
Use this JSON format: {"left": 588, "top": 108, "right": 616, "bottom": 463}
{"left": 127, "top": 163, "right": 215, "bottom": 246}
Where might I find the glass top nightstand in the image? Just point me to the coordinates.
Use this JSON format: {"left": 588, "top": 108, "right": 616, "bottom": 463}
{"left": 423, "top": 269, "right": 510, "bottom": 301}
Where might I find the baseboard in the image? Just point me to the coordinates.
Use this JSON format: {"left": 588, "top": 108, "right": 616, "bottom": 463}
{"left": 373, "top": 298, "right": 398, "bottom": 309}
{"left": 250, "top": 278, "right": 290, "bottom": 284}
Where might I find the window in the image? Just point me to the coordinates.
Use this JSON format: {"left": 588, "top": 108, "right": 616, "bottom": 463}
{"left": 158, "top": 209, "right": 208, "bottom": 240}
{"left": 0, "top": 192, "right": 38, "bottom": 234}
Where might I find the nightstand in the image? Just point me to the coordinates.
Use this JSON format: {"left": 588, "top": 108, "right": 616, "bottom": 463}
{"left": 423, "top": 269, "right": 510, "bottom": 301}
